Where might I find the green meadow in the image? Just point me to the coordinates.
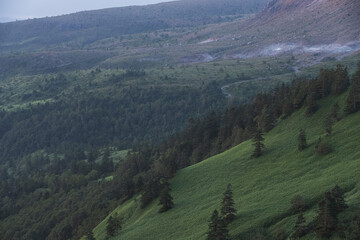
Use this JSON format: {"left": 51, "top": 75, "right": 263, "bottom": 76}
{"left": 88, "top": 91, "right": 360, "bottom": 240}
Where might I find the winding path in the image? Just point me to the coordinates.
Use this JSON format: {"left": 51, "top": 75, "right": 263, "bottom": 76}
{"left": 221, "top": 79, "right": 253, "bottom": 98}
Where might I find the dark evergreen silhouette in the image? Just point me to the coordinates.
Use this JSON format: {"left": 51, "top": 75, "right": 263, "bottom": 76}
{"left": 221, "top": 184, "right": 237, "bottom": 224}
{"left": 315, "top": 192, "right": 338, "bottom": 238}
{"left": 85, "top": 230, "right": 96, "bottom": 240}
{"left": 293, "top": 212, "right": 307, "bottom": 238}
{"left": 345, "top": 63, "right": 360, "bottom": 113}
{"left": 331, "top": 185, "right": 347, "bottom": 213}
{"left": 291, "top": 195, "right": 305, "bottom": 214}
{"left": 333, "top": 64, "right": 350, "bottom": 95}
{"left": 331, "top": 103, "right": 340, "bottom": 122}
{"left": 298, "top": 129, "right": 307, "bottom": 151}
{"left": 315, "top": 137, "right": 332, "bottom": 156}
{"left": 106, "top": 216, "right": 121, "bottom": 237}
{"left": 158, "top": 181, "right": 174, "bottom": 213}
{"left": 251, "top": 128, "right": 265, "bottom": 158}
{"left": 206, "top": 210, "right": 230, "bottom": 240}
{"left": 272, "top": 226, "right": 288, "bottom": 240}
{"left": 324, "top": 115, "right": 333, "bottom": 136}
{"left": 306, "top": 93, "right": 318, "bottom": 116}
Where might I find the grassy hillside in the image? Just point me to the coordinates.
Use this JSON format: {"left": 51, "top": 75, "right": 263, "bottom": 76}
{"left": 89, "top": 91, "right": 360, "bottom": 240}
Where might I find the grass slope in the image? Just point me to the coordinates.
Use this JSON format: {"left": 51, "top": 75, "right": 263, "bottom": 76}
{"left": 90, "top": 92, "right": 360, "bottom": 240}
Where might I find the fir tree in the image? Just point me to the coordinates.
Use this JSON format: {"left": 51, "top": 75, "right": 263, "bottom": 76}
{"left": 291, "top": 195, "right": 305, "bottom": 214}
{"left": 293, "top": 212, "right": 307, "bottom": 238}
{"left": 331, "top": 185, "right": 347, "bottom": 213}
{"left": 316, "top": 192, "right": 338, "bottom": 238}
{"left": 306, "top": 93, "right": 318, "bottom": 116}
{"left": 345, "top": 63, "right": 360, "bottom": 113}
{"left": 85, "top": 229, "right": 96, "bottom": 240}
{"left": 324, "top": 115, "right": 333, "bottom": 136}
{"left": 333, "top": 64, "right": 350, "bottom": 95}
{"left": 207, "top": 210, "right": 230, "bottom": 240}
{"left": 106, "top": 216, "right": 121, "bottom": 237}
{"left": 298, "top": 129, "right": 307, "bottom": 151}
{"left": 221, "top": 184, "right": 237, "bottom": 224}
{"left": 158, "top": 181, "right": 174, "bottom": 213}
{"left": 251, "top": 128, "right": 265, "bottom": 158}
{"left": 331, "top": 103, "right": 340, "bottom": 122}
{"left": 273, "top": 226, "right": 288, "bottom": 240}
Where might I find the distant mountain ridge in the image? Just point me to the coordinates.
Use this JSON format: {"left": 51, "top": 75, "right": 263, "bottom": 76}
{"left": 0, "top": 0, "right": 269, "bottom": 52}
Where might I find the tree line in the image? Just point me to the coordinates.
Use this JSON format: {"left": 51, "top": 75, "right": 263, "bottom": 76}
{"left": 1, "top": 63, "right": 359, "bottom": 239}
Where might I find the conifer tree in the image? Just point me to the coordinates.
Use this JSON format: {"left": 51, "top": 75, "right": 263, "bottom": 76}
{"left": 106, "top": 216, "right": 121, "bottom": 237}
{"left": 298, "top": 129, "right": 307, "bottom": 151}
{"left": 333, "top": 64, "right": 350, "bottom": 95}
{"left": 207, "top": 210, "right": 230, "bottom": 240}
{"left": 221, "top": 184, "right": 237, "bottom": 224}
{"left": 158, "top": 181, "right": 174, "bottom": 213}
{"left": 331, "top": 103, "right": 340, "bottom": 122}
{"left": 85, "top": 229, "right": 96, "bottom": 240}
{"left": 324, "top": 115, "right": 333, "bottom": 136}
{"left": 306, "top": 91, "right": 318, "bottom": 116}
{"left": 291, "top": 195, "right": 305, "bottom": 214}
{"left": 316, "top": 192, "right": 338, "bottom": 238}
{"left": 331, "top": 185, "right": 347, "bottom": 213}
{"left": 251, "top": 128, "right": 265, "bottom": 158}
{"left": 293, "top": 212, "right": 307, "bottom": 238}
{"left": 345, "top": 63, "right": 360, "bottom": 113}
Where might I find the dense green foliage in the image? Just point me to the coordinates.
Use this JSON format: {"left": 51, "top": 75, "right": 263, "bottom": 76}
{"left": 78, "top": 63, "right": 358, "bottom": 239}
{"left": 86, "top": 81, "right": 360, "bottom": 240}
{"left": 0, "top": 63, "right": 358, "bottom": 240}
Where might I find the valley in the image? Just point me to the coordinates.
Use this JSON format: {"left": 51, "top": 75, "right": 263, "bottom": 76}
{"left": 0, "top": 0, "right": 359, "bottom": 239}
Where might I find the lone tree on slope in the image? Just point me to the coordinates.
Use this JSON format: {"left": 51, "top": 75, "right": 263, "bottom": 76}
{"left": 293, "top": 212, "right": 307, "bottom": 238}
{"left": 324, "top": 115, "right": 333, "bottom": 136}
{"left": 85, "top": 229, "right": 96, "bottom": 240}
{"left": 221, "top": 184, "right": 237, "bottom": 224}
{"left": 206, "top": 209, "right": 230, "bottom": 240}
{"left": 251, "top": 128, "right": 265, "bottom": 158}
{"left": 106, "top": 215, "right": 121, "bottom": 237}
{"left": 298, "top": 129, "right": 307, "bottom": 151}
{"left": 331, "top": 185, "right": 348, "bottom": 213}
{"left": 158, "top": 180, "right": 174, "bottom": 213}
{"left": 315, "top": 192, "right": 338, "bottom": 238}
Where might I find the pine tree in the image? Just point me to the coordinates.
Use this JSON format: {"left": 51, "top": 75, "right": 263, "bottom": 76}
{"left": 316, "top": 192, "right": 338, "bottom": 238}
{"left": 221, "top": 184, "right": 237, "bottom": 224}
{"left": 306, "top": 92, "right": 318, "bottom": 116}
{"left": 207, "top": 210, "right": 229, "bottom": 240}
{"left": 333, "top": 64, "right": 350, "bottom": 95}
{"left": 293, "top": 212, "right": 307, "bottom": 238}
{"left": 324, "top": 115, "right": 333, "bottom": 136}
{"left": 106, "top": 216, "right": 121, "bottom": 237}
{"left": 345, "top": 63, "right": 360, "bottom": 113}
{"left": 158, "top": 181, "right": 174, "bottom": 213}
{"left": 251, "top": 128, "right": 265, "bottom": 158}
{"left": 331, "top": 185, "right": 347, "bottom": 213}
{"left": 331, "top": 103, "right": 340, "bottom": 122}
{"left": 298, "top": 129, "right": 307, "bottom": 151}
{"left": 85, "top": 230, "right": 96, "bottom": 240}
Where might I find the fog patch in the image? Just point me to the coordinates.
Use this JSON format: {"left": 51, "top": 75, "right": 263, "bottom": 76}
{"left": 231, "top": 41, "right": 360, "bottom": 59}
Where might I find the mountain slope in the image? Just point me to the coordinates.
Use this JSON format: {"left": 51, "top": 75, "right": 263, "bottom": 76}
{"left": 89, "top": 92, "right": 360, "bottom": 240}
{"left": 250, "top": 0, "right": 360, "bottom": 44}
{"left": 0, "top": 0, "right": 268, "bottom": 52}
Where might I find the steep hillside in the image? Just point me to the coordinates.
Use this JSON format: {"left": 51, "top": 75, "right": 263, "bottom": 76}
{"left": 0, "top": 0, "right": 268, "bottom": 52}
{"left": 89, "top": 92, "right": 360, "bottom": 240}
{"left": 251, "top": 0, "right": 360, "bottom": 44}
